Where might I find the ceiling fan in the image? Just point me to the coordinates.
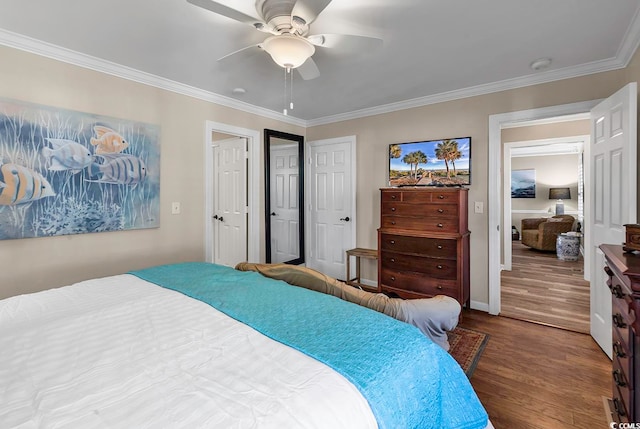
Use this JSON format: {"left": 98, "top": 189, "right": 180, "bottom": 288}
{"left": 186, "top": 0, "right": 383, "bottom": 80}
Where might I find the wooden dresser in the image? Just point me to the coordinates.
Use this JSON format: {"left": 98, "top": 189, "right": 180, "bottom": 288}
{"left": 601, "top": 244, "right": 640, "bottom": 423}
{"left": 378, "top": 187, "right": 470, "bottom": 307}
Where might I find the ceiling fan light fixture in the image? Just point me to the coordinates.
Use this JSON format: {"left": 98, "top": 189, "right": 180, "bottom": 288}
{"left": 262, "top": 34, "right": 315, "bottom": 68}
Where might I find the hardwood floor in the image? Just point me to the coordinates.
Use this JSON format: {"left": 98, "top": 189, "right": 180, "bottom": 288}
{"left": 459, "top": 310, "right": 610, "bottom": 429}
{"left": 501, "top": 241, "right": 590, "bottom": 333}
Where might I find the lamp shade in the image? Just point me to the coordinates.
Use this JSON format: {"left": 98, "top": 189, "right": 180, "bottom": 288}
{"left": 262, "top": 34, "right": 315, "bottom": 69}
{"left": 548, "top": 187, "right": 571, "bottom": 200}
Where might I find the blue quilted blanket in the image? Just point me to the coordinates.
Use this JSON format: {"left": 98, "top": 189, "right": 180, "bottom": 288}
{"left": 130, "top": 262, "right": 488, "bottom": 429}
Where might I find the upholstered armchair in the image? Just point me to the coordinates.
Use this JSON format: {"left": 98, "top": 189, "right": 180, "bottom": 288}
{"left": 521, "top": 215, "right": 575, "bottom": 251}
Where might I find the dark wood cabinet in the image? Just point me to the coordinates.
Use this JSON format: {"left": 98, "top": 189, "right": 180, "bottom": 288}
{"left": 378, "top": 187, "right": 470, "bottom": 307}
{"left": 601, "top": 244, "right": 640, "bottom": 423}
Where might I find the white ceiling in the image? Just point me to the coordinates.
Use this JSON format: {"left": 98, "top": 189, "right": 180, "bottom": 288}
{"left": 1, "top": 0, "right": 639, "bottom": 124}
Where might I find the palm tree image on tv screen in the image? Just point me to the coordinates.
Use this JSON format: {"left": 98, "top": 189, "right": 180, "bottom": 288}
{"left": 389, "top": 137, "right": 471, "bottom": 186}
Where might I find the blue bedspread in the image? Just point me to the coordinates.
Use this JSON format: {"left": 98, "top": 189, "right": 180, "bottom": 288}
{"left": 130, "top": 262, "right": 488, "bottom": 429}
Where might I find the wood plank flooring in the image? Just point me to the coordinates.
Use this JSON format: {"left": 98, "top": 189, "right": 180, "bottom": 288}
{"left": 459, "top": 310, "right": 610, "bottom": 429}
{"left": 500, "top": 241, "right": 590, "bottom": 333}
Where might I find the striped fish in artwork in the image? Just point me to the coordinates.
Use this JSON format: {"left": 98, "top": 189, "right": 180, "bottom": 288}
{"left": 87, "top": 154, "right": 147, "bottom": 186}
{"left": 0, "top": 162, "right": 56, "bottom": 205}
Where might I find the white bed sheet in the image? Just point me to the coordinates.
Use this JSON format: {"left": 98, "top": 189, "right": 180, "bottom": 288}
{"left": 0, "top": 275, "right": 377, "bottom": 428}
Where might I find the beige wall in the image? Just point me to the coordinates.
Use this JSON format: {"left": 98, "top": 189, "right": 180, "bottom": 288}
{"left": 2, "top": 41, "right": 640, "bottom": 304}
{"left": 307, "top": 64, "right": 633, "bottom": 306}
{"left": 0, "top": 45, "right": 304, "bottom": 299}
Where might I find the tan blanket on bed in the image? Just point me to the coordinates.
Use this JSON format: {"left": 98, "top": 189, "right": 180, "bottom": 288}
{"left": 235, "top": 262, "right": 460, "bottom": 350}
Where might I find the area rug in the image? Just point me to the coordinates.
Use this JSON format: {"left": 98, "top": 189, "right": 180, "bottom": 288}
{"left": 448, "top": 327, "right": 490, "bottom": 378}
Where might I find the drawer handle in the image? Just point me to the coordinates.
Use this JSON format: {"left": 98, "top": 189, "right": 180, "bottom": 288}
{"left": 437, "top": 264, "right": 443, "bottom": 269}
{"left": 437, "top": 245, "right": 443, "bottom": 249}
{"left": 437, "top": 209, "right": 444, "bottom": 213}
{"left": 390, "top": 276, "right": 396, "bottom": 281}
{"left": 438, "top": 195, "right": 445, "bottom": 199}
{"left": 390, "top": 258, "right": 396, "bottom": 263}
{"left": 604, "top": 266, "right": 614, "bottom": 277}
{"left": 613, "top": 341, "right": 627, "bottom": 358}
{"left": 390, "top": 240, "right": 395, "bottom": 245}
{"left": 391, "top": 207, "right": 396, "bottom": 211}
{"left": 391, "top": 195, "right": 397, "bottom": 199}
{"left": 613, "top": 369, "right": 627, "bottom": 387}
{"left": 437, "top": 223, "right": 444, "bottom": 228}
{"left": 613, "top": 397, "right": 626, "bottom": 417}
{"left": 612, "top": 284, "right": 625, "bottom": 299}
{"left": 391, "top": 221, "right": 396, "bottom": 225}
{"left": 613, "top": 313, "right": 627, "bottom": 329}
{"left": 436, "top": 285, "right": 443, "bottom": 290}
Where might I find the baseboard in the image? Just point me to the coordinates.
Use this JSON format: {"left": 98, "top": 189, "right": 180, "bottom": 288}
{"left": 470, "top": 300, "right": 489, "bottom": 312}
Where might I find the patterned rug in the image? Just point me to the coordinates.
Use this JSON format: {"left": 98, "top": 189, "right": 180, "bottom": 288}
{"left": 448, "top": 327, "right": 490, "bottom": 378}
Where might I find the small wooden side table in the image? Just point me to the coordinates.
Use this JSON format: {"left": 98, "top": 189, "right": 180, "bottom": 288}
{"left": 345, "top": 248, "right": 378, "bottom": 291}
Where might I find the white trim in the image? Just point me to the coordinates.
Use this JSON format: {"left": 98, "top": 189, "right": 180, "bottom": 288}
{"left": 0, "top": 27, "right": 635, "bottom": 128}
{"left": 205, "top": 121, "right": 260, "bottom": 264}
{"left": 470, "top": 300, "right": 489, "bottom": 313}
{"left": 502, "top": 136, "right": 588, "bottom": 271}
{"left": 501, "top": 113, "right": 589, "bottom": 129}
{"left": 488, "top": 100, "right": 599, "bottom": 315}
{"left": 306, "top": 59, "right": 624, "bottom": 126}
{"left": 0, "top": 28, "right": 306, "bottom": 128}
{"left": 305, "top": 135, "right": 357, "bottom": 274}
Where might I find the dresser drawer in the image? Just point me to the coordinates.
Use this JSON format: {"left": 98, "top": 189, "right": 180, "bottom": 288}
{"left": 381, "top": 202, "right": 458, "bottom": 218}
{"left": 380, "top": 269, "right": 459, "bottom": 298}
{"left": 613, "top": 384, "right": 631, "bottom": 423}
{"left": 381, "top": 216, "right": 459, "bottom": 232}
{"left": 380, "top": 234, "right": 457, "bottom": 257}
{"left": 381, "top": 251, "right": 457, "bottom": 278}
{"left": 381, "top": 191, "right": 402, "bottom": 202}
{"left": 613, "top": 327, "right": 633, "bottom": 385}
{"left": 402, "top": 191, "right": 458, "bottom": 204}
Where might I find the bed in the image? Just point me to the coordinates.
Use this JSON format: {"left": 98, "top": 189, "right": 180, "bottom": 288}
{"left": 1, "top": 262, "right": 490, "bottom": 428}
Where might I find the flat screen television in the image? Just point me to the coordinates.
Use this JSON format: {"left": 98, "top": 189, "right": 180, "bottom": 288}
{"left": 388, "top": 137, "right": 471, "bottom": 187}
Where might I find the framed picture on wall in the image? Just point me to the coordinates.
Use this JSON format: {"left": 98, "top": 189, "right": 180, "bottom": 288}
{"left": 511, "top": 169, "right": 536, "bottom": 198}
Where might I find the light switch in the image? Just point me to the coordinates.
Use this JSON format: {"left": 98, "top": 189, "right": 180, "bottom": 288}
{"left": 171, "top": 202, "right": 181, "bottom": 215}
{"left": 474, "top": 201, "right": 484, "bottom": 214}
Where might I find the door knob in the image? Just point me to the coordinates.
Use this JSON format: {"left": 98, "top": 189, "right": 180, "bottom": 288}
{"left": 340, "top": 216, "right": 350, "bottom": 222}
{"left": 219, "top": 216, "right": 224, "bottom": 222}
{"left": 271, "top": 212, "right": 276, "bottom": 216}
{"left": 213, "top": 215, "right": 218, "bottom": 219}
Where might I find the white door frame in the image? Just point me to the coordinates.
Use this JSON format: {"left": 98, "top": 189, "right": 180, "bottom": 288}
{"left": 305, "top": 135, "right": 357, "bottom": 274}
{"left": 488, "top": 100, "right": 600, "bottom": 315}
{"left": 204, "top": 121, "right": 260, "bottom": 263}
{"left": 502, "top": 136, "right": 588, "bottom": 271}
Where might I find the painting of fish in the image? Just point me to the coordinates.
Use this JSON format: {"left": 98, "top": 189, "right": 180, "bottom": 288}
{"left": 42, "top": 138, "right": 93, "bottom": 173}
{"left": 90, "top": 125, "right": 129, "bottom": 154}
{"left": 0, "top": 162, "right": 55, "bottom": 206}
{"left": 0, "top": 97, "right": 160, "bottom": 240}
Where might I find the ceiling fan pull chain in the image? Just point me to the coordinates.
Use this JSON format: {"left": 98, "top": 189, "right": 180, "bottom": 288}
{"left": 283, "top": 66, "right": 288, "bottom": 115}
{"left": 290, "top": 66, "right": 294, "bottom": 110}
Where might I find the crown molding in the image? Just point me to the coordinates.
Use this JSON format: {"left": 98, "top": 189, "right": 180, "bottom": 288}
{"left": 0, "top": 28, "right": 307, "bottom": 128}
{"left": 306, "top": 56, "right": 626, "bottom": 127}
{"left": 1, "top": 12, "right": 639, "bottom": 130}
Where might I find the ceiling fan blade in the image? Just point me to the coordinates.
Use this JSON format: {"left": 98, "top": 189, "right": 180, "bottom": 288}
{"left": 217, "top": 44, "right": 261, "bottom": 62}
{"left": 291, "top": 0, "right": 332, "bottom": 25}
{"left": 187, "top": 0, "right": 266, "bottom": 30}
{"left": 296, "top": 57, "right": 320, "bottom": 80}
{"left": 307, "top": 33, "right": 383, "bottom": 53}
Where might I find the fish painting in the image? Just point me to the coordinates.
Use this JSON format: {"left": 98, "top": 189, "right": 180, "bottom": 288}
{"left": 42, "top": 138, "right": 93, "bottom": 173}
{"left": 87, "top": 154, "right": 147, "bottom": 186}
{"left": 90, "top": 126, "right": 129, "bottom": 154}
{"left": 0, "top": 162, "right": 56, "bottom": 205}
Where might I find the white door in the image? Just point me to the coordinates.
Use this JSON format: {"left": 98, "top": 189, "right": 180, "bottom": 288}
{"left": 306, "top": 136, "right": 356, "bottom": 280}
{"left": 213, "top": 137, "right": 248, "bottom": 267}
{"left": 270, "top": 144, "right": 300, "bottom": 263}
{"left": 589, "top": 82, "right": 637, "bottom": 358}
